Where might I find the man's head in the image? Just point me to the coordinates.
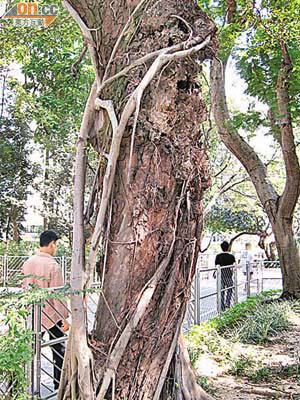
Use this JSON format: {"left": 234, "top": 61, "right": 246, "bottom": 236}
{"left": 221, "top": 241, "right": 230, "bottom": 252}
{"left": 39, "top": 230, "right": 59, "bottom": 256}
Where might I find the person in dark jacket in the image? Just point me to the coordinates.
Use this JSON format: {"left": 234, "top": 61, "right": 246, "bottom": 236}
{"left": 215, "top": 241, "right": 236, "bottom": 311}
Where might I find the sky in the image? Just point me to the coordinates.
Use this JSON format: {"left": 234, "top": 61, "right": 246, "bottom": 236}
{"left": 225, "top": 57, "right": 275, "bottom": 158}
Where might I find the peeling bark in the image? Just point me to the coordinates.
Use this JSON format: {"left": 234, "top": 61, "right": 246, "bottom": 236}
{"left": 61, "top": 0, "right": 217, "bottom": 399}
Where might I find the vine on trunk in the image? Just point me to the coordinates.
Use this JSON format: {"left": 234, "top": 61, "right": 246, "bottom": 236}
{"left": 59, "top": 1, "right": 218, "bottom": 399}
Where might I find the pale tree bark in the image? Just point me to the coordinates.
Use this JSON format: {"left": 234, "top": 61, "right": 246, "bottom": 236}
{"left": 58, "top": 1, "right": 218, "bottom": 399}
{"left": 210, "top": 41, "right": 300, "bottom": 299}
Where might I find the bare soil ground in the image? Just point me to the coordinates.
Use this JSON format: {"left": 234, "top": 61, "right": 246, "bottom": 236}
{"left": 201, "top": 316, "right": 300, "bottom": 399}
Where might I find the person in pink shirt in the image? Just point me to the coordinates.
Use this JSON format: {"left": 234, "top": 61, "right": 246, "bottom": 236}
{"left": 22, "top": 230, "right": 69, "bottom": 390}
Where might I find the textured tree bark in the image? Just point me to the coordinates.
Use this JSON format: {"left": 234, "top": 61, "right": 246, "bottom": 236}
{"left": 60, "top": 1, "right": 217, "bottom": 399}
{"left": 210, "top": 41, "right": 300, "bottom": 298}
{"left": 273, "top": 219, "right": 300, "bottom": 298}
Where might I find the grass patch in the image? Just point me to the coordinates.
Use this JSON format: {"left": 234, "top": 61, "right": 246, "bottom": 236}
{"left": 185, "top": 291, "right": 299, "bottom": 382}
{"left": 247, "top": 366, "right": 272, "bottom": 383}
{"left": 197, "top": 376, "right": 216, "bottom": 395}
{"left": 248, "top": 363, "right": 300, "bottom": 383}
{"left": 215, "top": 290, "right": 282, "bottom": 333}
{"left": 232, "top": 301, "right": 292, "bottom": 344}
{"left": 229, "top": 354, "right": 256, "bottom": 376}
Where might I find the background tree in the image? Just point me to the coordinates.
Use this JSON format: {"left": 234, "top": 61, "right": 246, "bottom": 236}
{"left": 200, "top": 102, "right": 275, "bottom": 256}
{"left": 208, "top": 0, "right": 300, "bottom": 298}
{"left": 0, "top": 67, "right": 35, "bottom": 241}
{"left": 0, "top": 4, "right": 94, "bottom": 242}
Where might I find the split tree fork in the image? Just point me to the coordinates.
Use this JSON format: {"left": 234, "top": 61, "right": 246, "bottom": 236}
{"left": 57, "top": 0, "right": 217, "bottom": 399}
{"left": 211, "top": 40, "right": 300, "bottom": 300}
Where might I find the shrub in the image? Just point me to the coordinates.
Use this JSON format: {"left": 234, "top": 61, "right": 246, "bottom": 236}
{"left": 0, "top": 287, "right": 72, "bottom": 398}
{"left": 185, "top": 291, "right": 297, "bottom": 381}
{"left": 209, "top": 290, "right": 281, "bottom": 333}
{"left": 233, "top": 301, "right": 292, "bottom": 344}
{"left": 0, "top": 301, "right": 33, "bottom": 398}
{"left": 187, "top": 323, "right": 232, "bottom": 365}
{"left": 229, "top": 354, "right": 255, "bottom": 376}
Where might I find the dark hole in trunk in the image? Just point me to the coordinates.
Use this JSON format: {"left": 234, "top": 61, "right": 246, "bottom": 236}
{"left": 178, "top": 19, "right": 189, "bottom": 34}
{"left": 177, "top": 78, "right": 190, "bottom": 91}
{"left": 168, "top": 37, "right": 174, "bottom": 46}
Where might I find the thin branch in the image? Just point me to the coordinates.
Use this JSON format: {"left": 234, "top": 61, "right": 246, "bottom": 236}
{"left": 101, "top": 194, "right": 113, "bottom": 289}
{"left": 62, "top": 0, "right": 94, "bottom": 42}
{"left": 153, "top": 320, "right": 182, "bottom": 399}
{"left": 101, "top": 0, "right": 150, "bottom": 85}
{"left": 100, "top": 291, "right": 121, "bottom": 330}
{"left": 229, "top": 188, "right": 257, "bottom": 200}
{"left": 200, "top": 232, "right": 215, "bottom": 253}
{"left": 203, "top": 176, "right": 249, "bottom": 218}
{"left": 223, "top": 178, "right": 250, "bottom": 193}
{"left": 214, "top": 163, "right": 228, "bottom": 178}
{"left": 170, "top": 14, "right": 193, "bottom": 36}
{"left": 84, "top": 162, "right": 101, "bottom": 224}
{"left": 98, "top": 31, "right": 215, "bottom": 95}
{"left": 127, "top": 89, "right": 142, "bottom": 183}
{"left": 0, "top": 67, "right": 7, "bottom": 118}
{"left": 71, "top": 43, "right": 88, "bottom": 78}
{"left": 63, "top": 0, "right": 102, "bottom": 86}
{"left": 229, "top": 231, "right": 260, "bottom": 249}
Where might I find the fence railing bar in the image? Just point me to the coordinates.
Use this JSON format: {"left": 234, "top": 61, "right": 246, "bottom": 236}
{"left": 41, "top": 313, "right": 66, "bottom": 337}
{"left": 197, "top": 292, "right": 217, "bottom": 300}
{"left": 41, "top": 351, "right": 56, "bottom": 367}
{"left": 40, "top": 365, "right": 59, "bottom": 382}
{"left": 40, "top": 381, "right": 56, "bottom": 394}
{"left": 41, "top": 337, "right": 67, "bottom": 349}
{"left": 40, "top": 388, "right": 58, "bottom": 400}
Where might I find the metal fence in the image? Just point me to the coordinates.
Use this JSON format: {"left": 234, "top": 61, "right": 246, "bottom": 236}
{"left": 0, "top": 256, "right": 282, "bottom": 399}
{"left": 184, "top": 260, "right": 282, "bottom": 331}
{"left": 0, "top": 256, "right": 101, "bottom": 288}
{"left": 0, "top": 285, "right": 101, "bottom": 400}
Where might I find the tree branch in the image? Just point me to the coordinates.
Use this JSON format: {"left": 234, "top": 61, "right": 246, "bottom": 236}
{"left": 71, "top": 43, "right": 88, "bottom": 78}
{"left": 101, "top": 0, "right": 150, "bottom": 86}
{"left": 229, "top": 231, "right": 260, "bottom": 249}
{"left": 200, "top": 232, "right": 215, "bottom": 253}
{"left": 98, "top": 32, "right": 215, "bottom": 95}
{"left": 277, "top": 41, "right": 300, "bottom": 218}
{"left": 203, "top": 176, "right": 249, "bottom": 218}
{"left": 63, "top": 0, "right": 102, "bottom": 86}
{"left": 210, "top": 57, "right": 279, "bottom": 221}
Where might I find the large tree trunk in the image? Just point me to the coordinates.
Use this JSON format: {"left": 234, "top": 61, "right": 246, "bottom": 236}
{"left": 60, "top": 1, "right": 217, "bottom": 399}
{"left": 273, "top": 218, "right": 300, "bottom": 297}
{"left": 210, "top": 40, "right": 300, "bottom": 298}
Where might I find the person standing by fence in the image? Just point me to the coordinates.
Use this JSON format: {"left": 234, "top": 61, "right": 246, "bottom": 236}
{"left": 21, "top": 230, "right": 69, "bottom": 390}
{"left": 240, "top": 242, "right": 254, "bottom": 291}
{"left": 214, "top": 241, "right": 236, "bottom": 311}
